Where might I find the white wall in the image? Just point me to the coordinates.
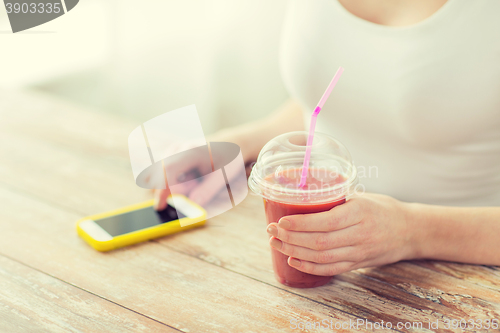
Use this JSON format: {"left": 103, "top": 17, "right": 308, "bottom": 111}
{"left": 0, "top": 0, "right": 109, "bottom": 87}
{"left": 1, "top": 0, "right": 290, "bottom": 134}
{"left": 107, "top": 0, "right": 290, "bottom": 133}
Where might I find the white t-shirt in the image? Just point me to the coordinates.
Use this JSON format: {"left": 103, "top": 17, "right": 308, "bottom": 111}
{"left": 279, "top": 0, "right": 500, "bottom": 207}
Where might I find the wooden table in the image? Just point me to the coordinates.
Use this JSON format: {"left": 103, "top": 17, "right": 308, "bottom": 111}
{"left": 1, "top": 89, "right": 499, "bottom": 333}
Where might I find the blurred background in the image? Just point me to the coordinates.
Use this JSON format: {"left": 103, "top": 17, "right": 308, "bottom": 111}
{"left": 0, "top": 0, "right": 289, "bottom": 134}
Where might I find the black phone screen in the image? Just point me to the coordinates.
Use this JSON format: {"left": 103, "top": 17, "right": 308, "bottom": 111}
{"left": 94, "top": 205, "right": 186, "bottom": 237}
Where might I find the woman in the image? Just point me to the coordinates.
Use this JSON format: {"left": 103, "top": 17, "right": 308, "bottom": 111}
{"left": 156, "top": 0, "right": 500, "bottom": 275}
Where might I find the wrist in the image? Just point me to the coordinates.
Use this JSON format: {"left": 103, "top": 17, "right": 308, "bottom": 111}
{"left": 402, "top": 202, "right": 430, "bottom": 260}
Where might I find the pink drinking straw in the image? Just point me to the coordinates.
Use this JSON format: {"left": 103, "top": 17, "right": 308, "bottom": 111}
{"left": 298, "top": 66, "right": 344, "bottom": 188}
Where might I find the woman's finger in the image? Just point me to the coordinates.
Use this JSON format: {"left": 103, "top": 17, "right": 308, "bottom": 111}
{"left": 287, "top": 257, "right": 355, "bottom": 276}
{"left": 154, "top": 189, "right": 170, "bottom": 211}
{"left": 269, "top": 236, "right": 359, "bottom": 264}
{"left": 267, "top": 222, "right": 358, "bottom": 251}
{"left": 278, "top": 199, "right": 362, "bottom": 232}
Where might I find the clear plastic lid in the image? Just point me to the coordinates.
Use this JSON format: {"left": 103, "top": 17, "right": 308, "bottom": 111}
{"left": 248, "top": 131, "right": 358, "bottom": 204}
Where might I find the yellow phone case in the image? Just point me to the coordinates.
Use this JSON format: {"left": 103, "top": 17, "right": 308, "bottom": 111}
{"left": 76, "top": 195, "right": 206, "bottom": 252}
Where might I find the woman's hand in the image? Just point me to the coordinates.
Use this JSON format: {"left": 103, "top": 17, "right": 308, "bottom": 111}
{"left": 266, "top": 193, "right": 415, "bottom": 276}
{"left": 153, "top": 132, "right": 247, "bottom": 211}
{"left": 152, "top": 142, "right": 212, "bottom": 211}
{"left": 153, "top": 98, "right": 305, "bottom": 210}
{"left": 153, "top": 143, "right": 232, "bottom": 211}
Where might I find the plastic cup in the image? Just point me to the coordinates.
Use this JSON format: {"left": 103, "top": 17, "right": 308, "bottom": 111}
{"left": 248, "top": 131, "right": 358, "bottom": 288}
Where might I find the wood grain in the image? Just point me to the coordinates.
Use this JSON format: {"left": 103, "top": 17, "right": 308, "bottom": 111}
{"left": 0, "top": 187, "right": 376, "bottom": 333}
{"left": 0, "top": 254, "right": 176, "bottom": 333}
{"left": 1, "top": 89, "right": 499, "bottom": 332}
{"left": 160, "top": 195, "right": 500, "bottom": 331}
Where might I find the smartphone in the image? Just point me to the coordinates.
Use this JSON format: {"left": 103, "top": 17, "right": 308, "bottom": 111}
{"left": 76, "top": 195, "right": 206, "bottom": 252}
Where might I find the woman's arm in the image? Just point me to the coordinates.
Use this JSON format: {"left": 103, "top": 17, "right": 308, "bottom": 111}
{"left": 154, "top": 98, "right": 304, "bottom": 210}
{"left": 266, "top": 193, "right": 500, "bottom": 276}
{"left": 409, "top": 203, "right": 500, "bottom": 265}
{"left": 210, "top": 98, "right": 304, "bottom": 163}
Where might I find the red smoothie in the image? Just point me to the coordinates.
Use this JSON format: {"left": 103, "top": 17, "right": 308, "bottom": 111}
{"left": 263, "top": 168, "right": 346, "bottom": 288}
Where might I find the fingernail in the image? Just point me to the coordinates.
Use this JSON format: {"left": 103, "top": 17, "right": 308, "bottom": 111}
{"left": 289, "top": 258, "right": 301, "bottom": 267}
{"left": 267, "top": 225, "right": 278, "bottom": 237}
{"left": 269, "top": 238, "right": 282, "bottom": 250}
{"left": 278, "top": 218, "right": 290, "bottom": 229}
